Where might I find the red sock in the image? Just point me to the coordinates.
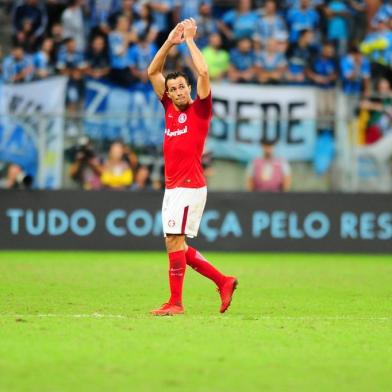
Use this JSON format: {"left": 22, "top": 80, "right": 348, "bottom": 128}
{"left": 168, "top": 250, "right": 186, "bottom": 305}
{"left": 185, "top": 247, "right": 226, "bottom": 287}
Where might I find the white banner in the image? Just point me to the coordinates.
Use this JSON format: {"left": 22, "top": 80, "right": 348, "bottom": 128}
{"left": 208, "top": 83, "right": 318, "bottom": 162}
{"left": 0, "top": 77, "right": 67, "bottom": 188}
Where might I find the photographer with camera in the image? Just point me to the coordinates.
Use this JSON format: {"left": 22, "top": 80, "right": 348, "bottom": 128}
{"left": 68, "top": 136, "right": 103, "bottom": 190}
{"left": 0, "top": 163, "right": 33, "bottom": 190}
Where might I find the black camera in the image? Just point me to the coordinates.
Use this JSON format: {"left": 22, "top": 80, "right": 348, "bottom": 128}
{"left": 65, "top": 136, "right": 96, "bottom": 163}
{"left": 15, "top": 172, "right": 33, "bottom": 189}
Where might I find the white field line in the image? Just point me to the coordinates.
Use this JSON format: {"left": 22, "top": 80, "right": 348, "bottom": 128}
{"left": 0, "top": 314, "right": 391, "bottom": 321}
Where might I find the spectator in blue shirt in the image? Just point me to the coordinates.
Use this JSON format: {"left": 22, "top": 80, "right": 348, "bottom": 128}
{"left": 308, "top": 42, "right": 337, "bottom": 88}
{"left": 129, "top": 34, "right": 158, "bottom": 85}
{"left": 108, "top": 15, "right": 136, "bottom": 86}
{"left": 254, "top": 0, "right": 288, "bottom": 43}
{"left": 325, "top": 0, "right": 350, "bottom": 56}
{"left": 87, "top": 0, "right": 121, "bottom": 36}
{"left": 286, "top": 0, "right": 320, "bottom": 43}
{"left": 286, "top": 29, "right": 317, "bottom": 84}
{"left": 371, "top": 2, "right": 392, "bottom": 28}
{"left": 132, "top": 3, "right": 159, "bottom": 43}
{"left": 347, "top": 0, "right": 367, "bottom": 43}
{"left": 108, "top": 0, "right": 138, "bottom": 29}
{"left": 308, "top": 42, "right": 338, "bottom": 129}
{"left": 56, "top": 37, "right": 87, "bottom": 105}
{"left": 255, "top": 38, "right": 288, "bottom": 84}
{"left": 12, "top": 0, "right": 48, "bottom": 52}
{"left": 33, "top": 37, "right": 55, "bottom": 79}
{"left": 341, "top": 45, "right": 371, "bottom": 96}
{"left": 56, "top": 38, "right": 86, "bottom": 72}
{"left": 340, "top": 45, "right": 371, "bottom": 120}
{"left": 85, "top": 35, "right": 110, "bottom": 81}
{"left": 176, "top": 0, "right": 213, "bottom": 21}
{"left": 228, "top": 37, "right": 256, "bottom": 83}
{"left": 219, "top": 0, "right": 259, "bottom": 43}
{"left": 194, "top": 2, "right": 219, "bottom": 49}
{"left": 147, "top": 0, "right": 176, "bottom": 46}
{"left": 2, "top": 45, "right": 34, "bottom": 83}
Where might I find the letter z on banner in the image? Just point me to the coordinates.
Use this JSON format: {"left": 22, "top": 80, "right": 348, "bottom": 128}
{"left": 0, "top": 77, "right": 67, "bottom": 188}
{"left": 208, "top": 83, "right": 317, "bottom": 162}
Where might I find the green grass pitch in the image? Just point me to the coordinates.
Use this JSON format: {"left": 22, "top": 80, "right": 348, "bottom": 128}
{"left": 0, "top": 251, "right": 391, "bottom": 392}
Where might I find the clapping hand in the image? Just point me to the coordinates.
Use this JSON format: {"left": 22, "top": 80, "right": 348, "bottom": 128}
{"left": 168, "top": 23, "right": 185, "bottom": 45}
{"left": 181, "top": 18, "right": 197, "bottom": 40}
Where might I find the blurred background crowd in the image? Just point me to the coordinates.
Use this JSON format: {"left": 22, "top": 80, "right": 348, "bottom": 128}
{"left": 0, "top": 0, "right": 391, "bottom": 192}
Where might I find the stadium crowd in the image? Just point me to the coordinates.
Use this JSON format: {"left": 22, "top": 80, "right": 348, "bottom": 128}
{"left": 0, "top": 0, "right": 391, "bottom": 190}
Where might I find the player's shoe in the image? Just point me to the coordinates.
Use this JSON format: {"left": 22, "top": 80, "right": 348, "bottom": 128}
{"left": 217, "top": 276, "right": 238, "bottom": 313}
{"left": 150, "top": 303, "right": 184, "bottom": 316}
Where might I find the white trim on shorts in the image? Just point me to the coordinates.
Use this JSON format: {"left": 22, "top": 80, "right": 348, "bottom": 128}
{"left": 162, "top": 186, "right": 207, "bottom": 238}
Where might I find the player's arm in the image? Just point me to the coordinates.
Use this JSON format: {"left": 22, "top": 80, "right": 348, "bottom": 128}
{"left": 183, "top": 18, "right": 210, "bottom": 100}
{"left": 147, "top": 23, "right": 184, "bottom": 100}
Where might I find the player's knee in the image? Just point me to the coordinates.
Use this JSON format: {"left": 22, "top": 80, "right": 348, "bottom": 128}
{"left": 165, "top": 235, "right": 185, "bottom": 253}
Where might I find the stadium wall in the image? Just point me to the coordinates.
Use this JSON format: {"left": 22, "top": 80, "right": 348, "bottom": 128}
{"left": 0, "top": 191, "right": 391, "bottom": 253}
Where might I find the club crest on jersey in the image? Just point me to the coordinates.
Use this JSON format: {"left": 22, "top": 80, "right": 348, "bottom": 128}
{"left": 178, "top": 113, "right": 187, "bottom": 124}
{"left": 168, "top": 219, "right": 176, "bottom": 228}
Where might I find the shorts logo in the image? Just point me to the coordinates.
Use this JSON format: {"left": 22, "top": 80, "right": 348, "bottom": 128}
{"left": 168, "top": 219, "right": 176, "bottom": 228}
{"left": 178, "top": 113, "right": 187, "bottom": 124}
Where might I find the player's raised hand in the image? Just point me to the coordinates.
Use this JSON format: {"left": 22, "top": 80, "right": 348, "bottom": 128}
{"left": 167, "top": 23, "right": 185, "bottom": 45}
{"left": 182, "top": 18, "right": 197, "bottom": 40}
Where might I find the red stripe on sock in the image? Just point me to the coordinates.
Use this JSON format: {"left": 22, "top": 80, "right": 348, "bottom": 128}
{"left": 181, "top": 206, "right": 189, "bottom": 235}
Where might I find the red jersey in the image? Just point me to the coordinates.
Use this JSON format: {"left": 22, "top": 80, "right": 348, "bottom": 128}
{"left": 161, "top": 91, "right": 212, "bottom": 189}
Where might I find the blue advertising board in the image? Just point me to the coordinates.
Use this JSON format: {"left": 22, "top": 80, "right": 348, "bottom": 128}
{"left": 0, "top": 191, "right": 391, "bottom": 253}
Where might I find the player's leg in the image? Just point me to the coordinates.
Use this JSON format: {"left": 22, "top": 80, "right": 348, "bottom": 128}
{"left": 165, "top": 234, "right": 187, "bottom": 306}
{"left": 151, "top": 188, "right": 188, "bottom": 316}
{"left": 184, "top": 245, "right": 238, "bottom": 313}
{"left": 182, "top": 187, "right": 238, "bottom": 313}
{"left": 150, "top": 235, "right": 187, "bottom": 316}
{"left": 185, "top": 245, "right": 226, "bottom": 287}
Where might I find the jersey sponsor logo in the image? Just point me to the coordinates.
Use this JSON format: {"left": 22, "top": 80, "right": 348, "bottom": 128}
{"left": 165, "top": 126, "right": 188, "bottom": 137}
{"left": 178, "top": 113, "right": 187, "bottom": 124}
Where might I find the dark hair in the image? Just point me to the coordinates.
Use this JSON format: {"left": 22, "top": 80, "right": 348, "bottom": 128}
{"left": 299, "top": 29, "right": 311, "bottom": 39}
{"left": 141, "top": 3, "right": 154, "bottom": 24}
{"left": 165, "top": 71, "right": 190, "bottom": 89}
{"left": 348, "top": 44, "right": 360, "bottom": 54}
{"left": 261, "top": 139, "right": 276, "bottom": 146}
{"left": 236, "top": 37, "right": 251, "bottom": 45}
{"left": 12, "top": 44, "right": 24, "bottom": 51}
{"left": 63, "top": 37, "right": 75, "bottom": 45}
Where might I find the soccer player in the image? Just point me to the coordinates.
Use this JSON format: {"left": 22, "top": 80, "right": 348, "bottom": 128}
{"left": 147, "top": 18, "right": 238, "bottom": 316}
